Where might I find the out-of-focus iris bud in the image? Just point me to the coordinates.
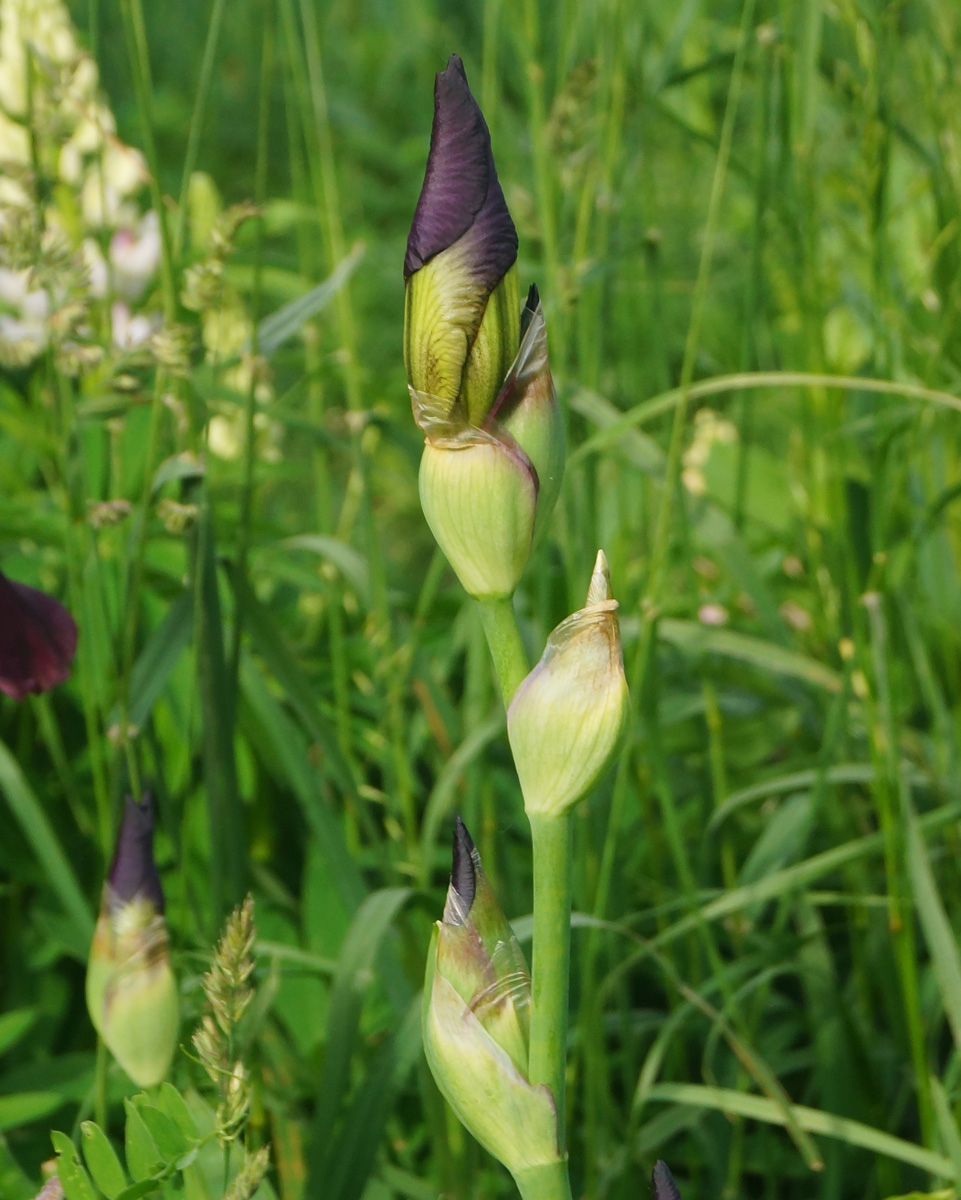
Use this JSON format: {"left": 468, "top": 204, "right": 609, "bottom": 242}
{"left": 423, "top": 818, "right": 560, "bottom": 1180}
{"left": 652, "top": 1160, "right": 683, "bottom": 1200}
{"left": 406, "top": 57, "right": 564, "bottom": 601}
{"left": 86, "top": 795, "right": 179, "bottom": 1087}
{"left": 0, "top": 570, "right": 77, "bottom": 701}
{"left": 508, "top": 551, "right": 630, "bottom": 818}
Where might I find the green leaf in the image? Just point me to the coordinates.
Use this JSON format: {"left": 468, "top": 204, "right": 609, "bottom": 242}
{"left": 125, "top": 591, "right": 194, "bottom": 728}
{"left": 0, "top": 739, "right": 94, "bottom": 950}
{"left": 195, "top": 503, "right": 244, "bottom": 919}
{"left": 136, "top": 1104, "right": 191, "bottom": 1162}
{"left": 309, "top": 997, "right": 422, "bottom": 1200}
{"left": 308, "top": 889, "right": 414, "bottom": 1179}
{"left": 114, "top": 1182, "right": 164, "bottom": 1200}
{"left": 153, "top": 1084, "right": 199, "bottom": 1143}
{"left": 52, "top": 1131, "right": 100, "bottom": 1200}
{"left": 646, "top": 1082, "right": 954, "bottom": 1176}
{"left": 907, "top": 806, "right": 961, "bottom": 1056}
{"left": 0, "top": 1009, "right": 37, "bottom": 1056}
{"left": 124, "top": 1101, "right": 162, "bottom": 1183}
{"left": 656, "top": 619, "right": 843, "bottom": 693}
{"left": 0, "top": 1132, "right": 38, "bottom": 1200}
{"left": 81, "top": 1123, "right": 127, "bottom": 1199}
{"left": 0, "top": 1091, "right": 64, "bottom": 1131}
{"left": 255, "top": 242, "right": 364, "bottom": 357}
{"left": 151, "top": 453, "right": 206, "bottom": 495}
{"left": 281, "top": 535, "right": 371, "bottom": 604}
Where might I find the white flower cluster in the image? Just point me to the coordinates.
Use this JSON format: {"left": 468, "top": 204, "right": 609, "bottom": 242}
{"left": 0, "top": 0, "right": 160, "bottom": 364}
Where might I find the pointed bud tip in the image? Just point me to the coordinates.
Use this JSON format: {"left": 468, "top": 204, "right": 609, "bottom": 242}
{"left": 446, "top": 816, "right": 477, "bottom": 922}
{"left": 652, "top": 1160, "right": 682, "bottom": 1200}
{"left": 108, "top": 793, "right": 164, "bottom": 912}
{"left": 586, "top": 549, "right": 612, "bottom": 606}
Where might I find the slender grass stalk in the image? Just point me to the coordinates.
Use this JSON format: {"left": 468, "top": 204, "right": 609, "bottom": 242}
{"left": 230, "top": 7, "right": 274, "bottom": 684}
{"left": 173, "top": 0, "right": 228, "bottom": 257}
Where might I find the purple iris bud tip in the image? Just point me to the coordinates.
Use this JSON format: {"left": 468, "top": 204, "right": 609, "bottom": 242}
{"left": 450, "top": 816, "right": 477, "bottom": 912}
{"left": 404, "top": 52, "right": 517, "bottom": 288}
{"left": 108, "top": 794, "right": 165, "bottom": 913}
{"left": 0, "top": 570, "right": 78, "bottom": 701}
{"left": 652, "top": 1160, "right": 682, "bottom": 1200}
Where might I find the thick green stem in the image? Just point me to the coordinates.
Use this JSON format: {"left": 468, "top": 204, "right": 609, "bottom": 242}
{"left": 527, "top": 812, "right": 573, "bottom": 1150}
{"left": 476, "top": 596, "right": 529, "bottom": 706}
{"left": 514, "top": 1158, "right": 573, "bottom": 1200}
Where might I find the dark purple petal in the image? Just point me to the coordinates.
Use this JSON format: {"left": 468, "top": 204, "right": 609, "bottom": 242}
{"left": 652, "top": 1161, "right": 682, "bottom": 1200}
{"left": 108, "top": 794, "right": 165, "bottom": 913}
{"left": 0, "top": 570, "right": 78, "bottom": 701}
{"left": 450, "top": 815, "right": 477, "bottom": 914}
{"left": 404, "top": 54, "right": 517, "bottom": 291}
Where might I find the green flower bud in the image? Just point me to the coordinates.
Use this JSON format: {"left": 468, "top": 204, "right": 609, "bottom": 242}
{"left": 423, "top": 819, "right": 561, "bottom": 1178}
{"left": 86, "top": 796, "right": 179, "bottom": 1087}
{"left": 414, "top": 287, "right": 564, "bottom": 600}
{"left": 418, "top": 432, "right": 537, "bottom": 601}
{"left": 508, "top": 551, "right": 630, "bottom": 817}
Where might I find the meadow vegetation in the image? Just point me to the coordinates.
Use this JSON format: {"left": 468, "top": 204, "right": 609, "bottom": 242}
{"left": 3, "top": 0, "right": 961, "bottom": 1198}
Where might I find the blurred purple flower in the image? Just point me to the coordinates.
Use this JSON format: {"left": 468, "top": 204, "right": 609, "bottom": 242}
{"left": 0, "top": 570, "right": 77, "bottom": 701}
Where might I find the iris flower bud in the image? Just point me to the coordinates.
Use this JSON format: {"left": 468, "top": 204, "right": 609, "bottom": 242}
{"left": 404, "top": 55, "right": 519, "bottom": 426}
{"left": 0, "top": 569, "right": 77, "bottom": 701}
{"left": 406, "top": 57, "right": 564, "bottom": 601}
{"left": 507, "top": 551, "right": 630, "bottom": 817}
{"left": 423, "top": 818, "right": 561, "bottom": 1180}
{"left": 652, "top": 1160, "right": 683, "bottom": 1200}
{"left": 85, "top": 795, "right": 179, "bottom": 1087}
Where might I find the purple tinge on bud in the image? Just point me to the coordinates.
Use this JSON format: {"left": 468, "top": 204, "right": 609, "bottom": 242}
{"left": 448, "top": 815, "right": 477, "bottom": 916}
{"left": 404, "top": 54, "right": 517, "bottom": 289}
{"left": 108, "top": 795, "right": 165, "bottom": 913}
{"left": 652, "top": 1161, "right": 682, "bottom": 1200}
{"left": 0, "top": 570, "right": 78, "bottom": 701}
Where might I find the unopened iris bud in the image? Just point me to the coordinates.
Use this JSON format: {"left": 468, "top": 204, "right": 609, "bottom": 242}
{"left": 86, "top": 795, "right": 179, "bottom": 1087}
{"left": 423, "top": 818, "right": 561, "bottom": 1180}
{"left": 652, "top": 1160, "right": 683, "bottom": 1200}
{"left": 404, "top": 55, "right": 519, "bottom": 426}
{"left": 406, "top": 57, "right": 565, "bottom": 600}
{"left": 508, "top": 551, "right": 630, "bottom": 817}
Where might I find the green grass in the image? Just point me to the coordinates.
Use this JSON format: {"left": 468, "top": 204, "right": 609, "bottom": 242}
{"left": 4, "top": 0, "right": 961, "bottom": 1197}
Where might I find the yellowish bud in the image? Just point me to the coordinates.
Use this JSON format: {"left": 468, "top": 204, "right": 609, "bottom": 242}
{"left": 508, "top": 551, "right": 630, "bottom": 817}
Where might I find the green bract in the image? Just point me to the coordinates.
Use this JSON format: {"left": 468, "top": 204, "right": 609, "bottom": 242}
{"left": 507, "top": 551, "right": 630, "bottom": 817}
{"left": 423, "top": 820, "right": 561, "bottom": 1180}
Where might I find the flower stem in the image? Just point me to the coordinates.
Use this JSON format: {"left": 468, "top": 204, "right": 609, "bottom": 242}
{"left": 527, "top": 811, "right": 573, "bottom": 1151}
{"left": 476, "top": 596, "right": 528, "bottom": 706}
{"left": 514, "top": 1159, "right": 573, "bottom": 1200}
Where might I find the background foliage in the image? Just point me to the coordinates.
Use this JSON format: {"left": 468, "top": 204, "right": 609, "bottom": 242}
{"left": 4, "top": 0, "right": 961, "bottom": 1198}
